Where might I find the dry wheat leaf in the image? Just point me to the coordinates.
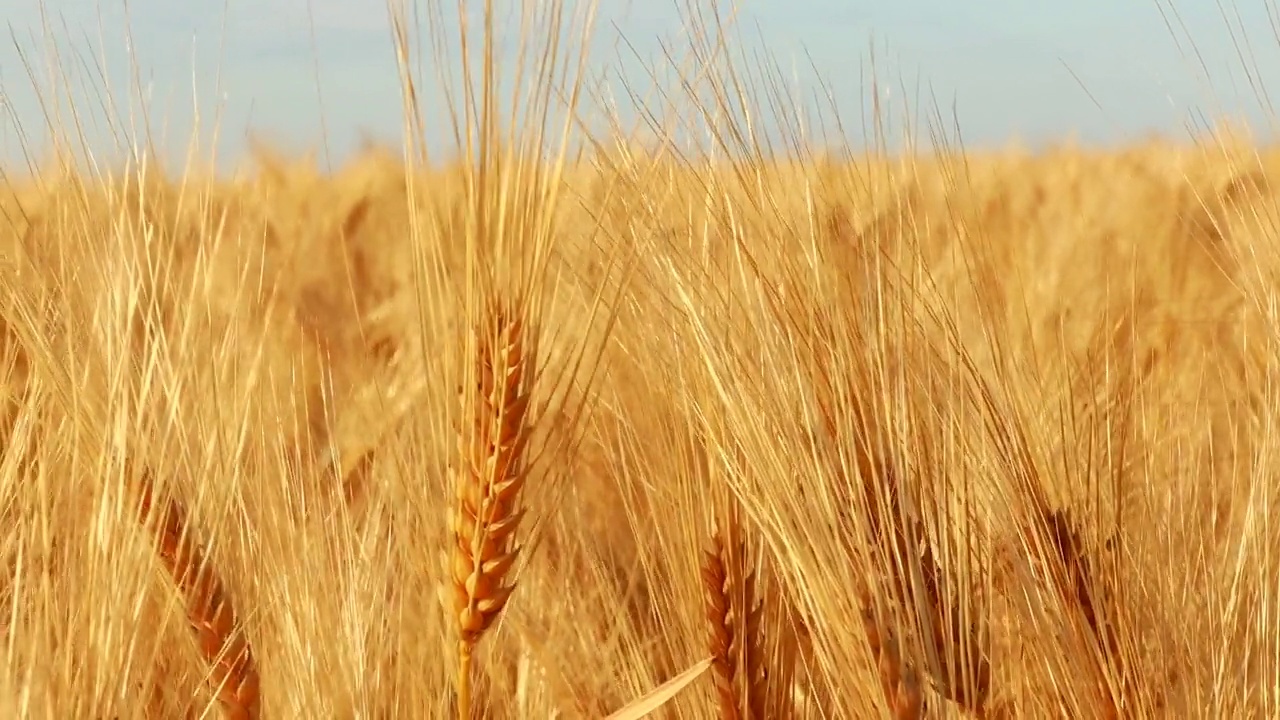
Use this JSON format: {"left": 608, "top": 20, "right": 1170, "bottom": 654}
{"left": 603, "top": 657, "right": 713, "bottom": 720}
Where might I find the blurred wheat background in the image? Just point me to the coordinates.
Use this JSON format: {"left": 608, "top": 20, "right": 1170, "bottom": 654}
{"left": 2, "top": 0, "right": 1280, "bottom": 718}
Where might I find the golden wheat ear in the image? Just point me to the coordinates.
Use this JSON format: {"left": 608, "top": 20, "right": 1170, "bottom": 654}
{"left": 1036, "top": 508, "right": 1141, "bottom": 719}
{"left": 701, "top": 522, "right": 767, "bottom": 720}
{"left": 133, "top": 470, "right": 260, "bottom": 719}
{"left": 446, "top": 303, "right": 533, "bottom": 719}
{"left": 856, "top": 472, "right": 931, "bottom": 720}
{"left": 857, "top": 589, "right": 926, "bottom": 720}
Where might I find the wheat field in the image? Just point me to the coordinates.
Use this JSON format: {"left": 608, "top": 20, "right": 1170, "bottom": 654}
{"left": 2, "top": 0, "right": 1280, "bottom": 718}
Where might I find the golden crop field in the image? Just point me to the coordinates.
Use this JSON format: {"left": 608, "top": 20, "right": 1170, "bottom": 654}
{"left": 2, "top": 1, "right": 1280, "bottom": 718}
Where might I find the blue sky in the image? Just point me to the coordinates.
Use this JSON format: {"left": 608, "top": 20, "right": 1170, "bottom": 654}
{"left": 2, "top": 0, "right": 1279, "bottom": 173}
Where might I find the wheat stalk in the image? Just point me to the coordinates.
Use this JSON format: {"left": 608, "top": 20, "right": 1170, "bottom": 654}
{"left": 133, "top": 471, "right": 259, "bottom": 719}
{"left": 446, "top": 303, "right": 533, "bottom": 719}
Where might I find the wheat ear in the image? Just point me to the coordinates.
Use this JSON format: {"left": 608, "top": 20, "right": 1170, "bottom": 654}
{"left": 702, "top": 522, "right": 767, "bottom": 720}
{"left": 856, "top": 587, "right": 925, "bottom": 720}
{"left": 891, "top": 489, "right": 991, "bottom": 715}
{"left": 446, "top": 305, "right": 532, "bottom": 719}
{"left": 1039, "top": 509, "right": 1126, "bottom": 719}
{"left": 857, "top": 471, "right": 930, "bottom": 720}
{"left": 134, "top": 472, "right": 259, "bottom": 719}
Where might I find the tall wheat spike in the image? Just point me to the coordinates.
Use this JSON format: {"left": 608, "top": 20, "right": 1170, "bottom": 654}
{"left": 133, "top": 470, "right": 259, "bottom": 719}
{"left": 702, "top": 517, "right": 767, "bottom": 720}
{"left": 857, "top": 588, "right": 924, "bottom": 720}
{"left": 446, "top": 302, "right": 533, "bottom": 719}
{"left": 1037, "top": 508, "right": 1128, "bottom": 719}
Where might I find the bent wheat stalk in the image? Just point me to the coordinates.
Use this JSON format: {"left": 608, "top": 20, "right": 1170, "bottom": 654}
{"left": 446, "top": 304, "right": 533, "bottom": 719}
{"left": 133, "top": 471, "right": 259, "bottom": 719}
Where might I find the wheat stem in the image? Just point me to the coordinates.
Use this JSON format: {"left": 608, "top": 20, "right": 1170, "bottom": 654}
{"left": 458, "top": 641, "right": 474, "bottom": 720}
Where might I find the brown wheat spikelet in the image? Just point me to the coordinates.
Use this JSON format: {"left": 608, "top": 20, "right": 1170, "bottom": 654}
{"left": 446, "top": 302, "right": 533, "bottom": 719}
{"left": 133, "top": 471, "right": 259, "bottom": 719}
{"left": 701, "top": 520, "right": 767, "bottom": 720}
